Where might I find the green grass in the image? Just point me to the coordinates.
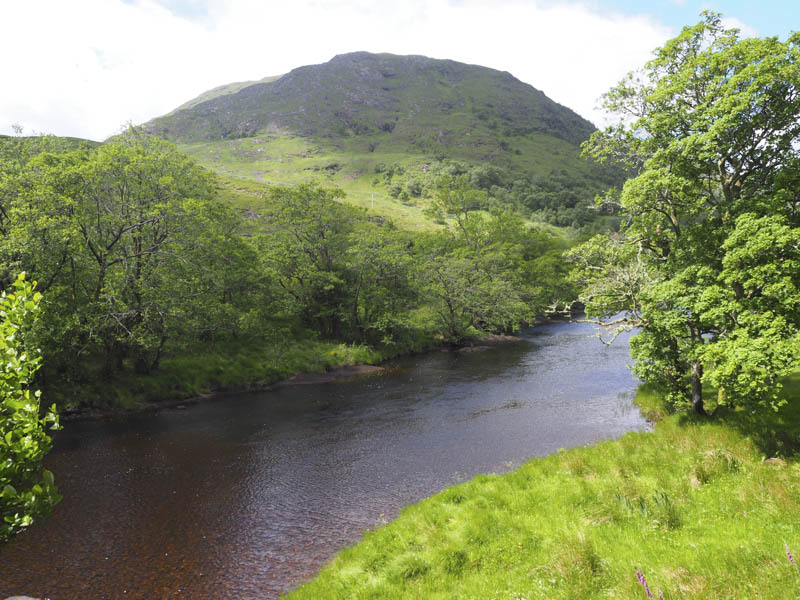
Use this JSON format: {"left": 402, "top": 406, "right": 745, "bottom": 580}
{"left": 197, "top": 138, "right": 582, "bottom": 236}
{"left": 183, "top": 136, "right": 442, "bottom": 230}
{"left": 56, "top": 313, "right": 443, "bottom": 412}
{"left": 55, "top": 337, "right": 380, "bottom": 411}
{"left": 285, "top": 379, "right": 800, "bottom": 599}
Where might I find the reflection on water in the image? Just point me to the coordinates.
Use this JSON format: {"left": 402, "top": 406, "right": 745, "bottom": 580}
{"left": 0, "top": 320, "right": 647, "bottom": 599}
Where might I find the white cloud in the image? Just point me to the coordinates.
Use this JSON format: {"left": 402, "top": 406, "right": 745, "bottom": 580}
{"left": 720, "top": 15, "right": 758, "bottom": 37}
{"left": 698, "top": 3, "right": 759, "bottom": 37}
{"left": 0, "top": 0, "right": 672, "bottom": 140}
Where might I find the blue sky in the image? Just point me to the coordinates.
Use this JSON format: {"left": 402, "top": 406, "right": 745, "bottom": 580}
{"left": 2, "top": 0, "right": 797, "bottom": 140}
{"left": 148, "top": 0, "right": 797, "bottom": 39}
{"left": 595, "top": 0, "right": 794, "bottom": 38}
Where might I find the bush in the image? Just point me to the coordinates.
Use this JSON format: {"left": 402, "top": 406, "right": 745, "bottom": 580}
{"left": 0, "top": 273, "right": 60, "bottom": 542}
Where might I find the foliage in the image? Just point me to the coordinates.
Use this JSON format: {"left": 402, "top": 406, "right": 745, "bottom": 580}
{"left": 570, "top": 13, "right": 800, "bottom": 414}
{"left": 256, "top": 185, "right": 361, "bottom": 338}
{"left": 255, "top": 184, "right": 418, "bottom": 344}
{"left": 344, "top": 221, "right": 418, "bottom": 346}
{"left": 418, "top": 175, "right": 567, "bottom": 341}
{"left": 0, "top": 128, "right": 270, "bottom": 386}
{"left": 0, "top": 273, "right": 59, "bottom": 542}
{"left": 255, "top": 180, "right": 571, "bottom": 347}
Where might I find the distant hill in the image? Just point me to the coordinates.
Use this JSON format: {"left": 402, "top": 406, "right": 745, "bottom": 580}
{"left": 144, "top": 52, "right": 620, "bottom": 230}
{"left": 167, "top": 74, "right": 283, "bottom": 114}
{"left": 0, "top": 134, "right": 99, "bottom": 153}
{"left": 0, "top": 134, "right": 101, "bottom": 186}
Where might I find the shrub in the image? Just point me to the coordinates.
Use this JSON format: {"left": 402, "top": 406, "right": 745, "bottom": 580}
{"left": 0, "top": 273, "right": 60, "bottom": 542}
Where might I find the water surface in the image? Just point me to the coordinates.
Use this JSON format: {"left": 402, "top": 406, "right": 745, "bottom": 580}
{"left": 0, "top": 320, "right": 647, "bottom": 599}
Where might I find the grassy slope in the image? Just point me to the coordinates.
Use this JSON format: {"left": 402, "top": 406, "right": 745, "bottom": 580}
{"left": 186, "top": 136, "right": 438, "bottom": 230}
{"left": 178, "top": 125, "right": 593, "bottom": 230}
{"left": 285, "top": 378, "right": 800, "bottom": 599}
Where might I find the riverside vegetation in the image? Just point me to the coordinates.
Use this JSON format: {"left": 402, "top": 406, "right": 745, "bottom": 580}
{"left": 1, "top": 48, "right": 621, "bottom": 419}
{"left": 1, "top": 11, "right": 799, "bottom": 599}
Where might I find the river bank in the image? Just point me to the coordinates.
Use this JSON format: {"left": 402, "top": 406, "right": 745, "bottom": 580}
{"left": 57, "top": 330, "right": 525, "bottom": 421}
{"left": 284, "top": 379, "right": 800, "bottom": 599}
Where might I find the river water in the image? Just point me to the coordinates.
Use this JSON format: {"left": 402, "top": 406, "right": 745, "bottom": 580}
{"left": 0, "top": 320, "right": 647, "bottom": 599}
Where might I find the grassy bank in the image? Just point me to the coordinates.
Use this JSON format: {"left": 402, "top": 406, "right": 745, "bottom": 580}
{"left": 54, "top": 318, "right": 443, "bottom": 413}
{"left": 285, "top": 378, "right": 800, "bottom": 599}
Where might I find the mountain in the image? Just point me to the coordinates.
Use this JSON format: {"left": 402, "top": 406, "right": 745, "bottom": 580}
{"left": 144, "top": 52, "right": 618, "bottom": 229}
{"left": 147, "top": 52, "right": 594, "bottom": 147}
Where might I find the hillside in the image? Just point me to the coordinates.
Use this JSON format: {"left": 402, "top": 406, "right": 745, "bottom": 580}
{"left": 167, "top": 74, "right": 284, "bottom": 114}
{"left": 144, "top": 52, "right": 620, "bottom": 229}
{"left": 0, "top": 134, "right": 99, "bottom": 153}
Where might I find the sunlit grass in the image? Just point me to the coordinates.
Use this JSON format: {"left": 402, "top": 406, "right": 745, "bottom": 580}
{"left": 55, "top": 325, "right": 441, "bottom": 411}
{"left": 285, "top": 377, "right": 800, "bottom": 599}
{"left": 179, "top": 133, "right": 585, "bottom": 233}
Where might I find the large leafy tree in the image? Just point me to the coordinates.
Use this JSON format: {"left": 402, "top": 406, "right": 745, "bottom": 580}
{"left": 344, "top": 221, "right": 417, "bottom": 345}
{"left": 419, "top": 176, "right": 559, "bottom": 341}
{"left": 256, "top": 184, "right": 419, "bottom": 345}
{"left": 256, "top": 184, "right": 362, "bottom": 339}
{"left": 0, "top": 129, "right": 265, "bottom": 384}
{"left": 570, "top": 13, "right": 800, "bottom": 414}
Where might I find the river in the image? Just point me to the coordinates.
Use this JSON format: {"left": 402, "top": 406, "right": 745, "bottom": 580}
{"left": 0, "top": 319, "right": 647, "bottom": 599}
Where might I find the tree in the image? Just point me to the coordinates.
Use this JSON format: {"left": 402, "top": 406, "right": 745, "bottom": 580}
{"left": 344, "top": 222, "right": 416, "bottom": 345}
{"left": 419, "top": 176, "right": 558, "bottom": 341}
{"left": 0, "top": 129, "right": 235, "bottom": 378}
{"left": 0, "top": 273, "right": 60, "bottom": 541}
{"left": 257, "top": 184, "right": 361, "bottom": 338}
{"left": 570, "top": 13, "right": 800, "bottom": 414}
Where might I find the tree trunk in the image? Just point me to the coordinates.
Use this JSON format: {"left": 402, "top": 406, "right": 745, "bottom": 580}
{"left": 690, "top": 360, "right": 706, "bottom": 415}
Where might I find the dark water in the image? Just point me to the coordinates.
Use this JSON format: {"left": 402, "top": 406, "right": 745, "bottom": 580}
{"left": 0, "top": 320, "right": 646, "bottom": 600}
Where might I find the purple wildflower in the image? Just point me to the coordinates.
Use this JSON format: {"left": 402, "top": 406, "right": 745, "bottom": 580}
{"left": 659, "top": 591, "right": 664, "bottom": 600}
{"left": 636, "top": 569, "right": 653, "bottom": 598}
{"left": 787, "top": 542, "right": 800, "bottom": 578}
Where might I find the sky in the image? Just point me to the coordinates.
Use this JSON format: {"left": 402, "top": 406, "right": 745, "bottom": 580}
{"left": 0, "top": 0, "right": 796, "bottom": 141}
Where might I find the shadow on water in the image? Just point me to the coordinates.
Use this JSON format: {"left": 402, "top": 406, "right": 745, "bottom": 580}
{"left": 0, "top": 320, "right": 647, "bottom": 600}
